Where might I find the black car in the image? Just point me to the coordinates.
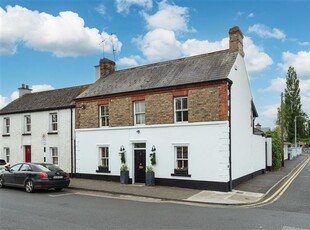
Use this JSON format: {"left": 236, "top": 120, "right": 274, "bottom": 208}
{"left": 0, "top": 163, "right": 70, "bottom": 193}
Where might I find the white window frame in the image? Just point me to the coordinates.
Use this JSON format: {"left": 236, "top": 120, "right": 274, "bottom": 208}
{"left": 24, "top": 115, "right": 31, "bottom": 133}
{"left": 50, "top": 147, "right": 58, "bottom": 165}
{"left": 99, "top": 105, "right": 109, "bottom": 127}
{"left": 175, "top": 146, "right": 189, "bottom": 170}
{"left": 49, "top": 113, "right": 58, "bottom": 132}
{"left": 98, "top": 146, "right": 109, "bottom": 169}
{"left": 3, "top": 117, "right": 10, "bottom": 135}
{"left": 4, "top": 147, "right": 10, "bottom": 163}
{"left": 174, "top": 97, "right": 188, "bottom": 123}
{"left": 134, "top": 101, "right": 145, "bottom": 125}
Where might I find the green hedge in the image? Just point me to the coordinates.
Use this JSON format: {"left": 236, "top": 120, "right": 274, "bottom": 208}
{"left": 266, "top": 131, "right": 282, "bottom": 170}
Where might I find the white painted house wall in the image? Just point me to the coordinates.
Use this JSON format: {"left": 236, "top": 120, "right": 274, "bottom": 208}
{"left": 0, "top": 109, "right": 74, "bottom": 172}
{"left": 266, "top": 137, "right": 272, "bottom": 169}
{"left": 76, "top": 121, "right": 230, "bottom": 183}
{"left": 228, "top": 54, "right": 266, "bottom": 180}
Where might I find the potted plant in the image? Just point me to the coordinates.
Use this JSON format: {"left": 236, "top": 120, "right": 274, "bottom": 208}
{"left": 120, "top": 164, "right": 129, "bottom": 184}
{"left": 145, "top": 145, "right": 156, "bottom": 186}
{"left": 119, "top": 146, "right": 129, "bottom": 184}
{"left": 145, "top": 166, "right": 155, "bottom": 186}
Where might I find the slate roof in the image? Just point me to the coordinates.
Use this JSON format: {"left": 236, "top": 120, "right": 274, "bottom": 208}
{"left": 77, "top": 49, "right": 238, "bottom": 99}
{"left": 0, "top": 85, "right": 89, "bottom": 115}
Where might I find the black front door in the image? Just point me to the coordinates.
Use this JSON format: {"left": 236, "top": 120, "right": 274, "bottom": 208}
{"left": 134, "top": 150, "right": 146, "bottom": 183}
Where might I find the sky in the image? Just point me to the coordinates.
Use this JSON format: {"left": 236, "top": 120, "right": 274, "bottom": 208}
{"left": 0, "top": 0, "right": 309, "bottom": 128}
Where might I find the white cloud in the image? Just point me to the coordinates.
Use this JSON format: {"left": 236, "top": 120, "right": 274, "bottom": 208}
{"left": 278, "top": 51, "right": 310, "bottom": 79}
{"left": 31, "top": 84, "right": 55, "bottom": 92}
{"left": 181, "top": 38, "right": 228, "bottom": 56}
{"left": 96, "top": 4, "right": 106, "bottom": 16}
{"left": 258, "top": 78, "right": 286, "bottom": 93}
{"left": 142, "top": 1, "right": 194, "bottom": 32}
{"left": 115, "top": 0, "right": 152, "bottom": 13}
{"left": 134, "top": 28, "right": 272, "bottom": 74}
{"left": 118, "top": 55, "right": 144, "bottom": 67}
{"left": 182, "top": 36, "right": 272, "bottom": 74}
{"left": 243, "top": 37, "right": 273, "bottom": 73}
{"left": 299, "top": 41, "right": 310, "bottom": 46}
{"left": 134, "top": 28, "right": 182, "bottom": 61}
{"left": 0, "top": 84, "right": 55, "bottom": 109}
{"left": 0, "top": 5, "right": 122, "bottom": 57}
{"left": 260, "top": 104, "right": 279, "bottom": 119}
{"left": 0, "top": 95, "right": 10, "bottom": 109}
{"left": 248, "top": 24, "right": 286, "bottom": 40}
{"left": 248, "top": 12, "right": 255, "bottom": 18}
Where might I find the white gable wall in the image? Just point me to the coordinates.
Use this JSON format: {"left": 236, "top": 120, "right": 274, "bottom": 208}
{"left": 228, "top": 54, "right": 266, "bottom": 180}
{"left": 0, "top": 109, "right": 74, "bottom": 172}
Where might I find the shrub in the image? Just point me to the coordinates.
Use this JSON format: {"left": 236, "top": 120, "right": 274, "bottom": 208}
{"left": 266, "top": 131, "right": 282, "bottom": 170}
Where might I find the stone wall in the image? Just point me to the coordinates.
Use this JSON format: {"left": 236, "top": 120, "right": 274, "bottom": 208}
{"left": 76, "top": 82, "right": 229, "bottom": 129}
{"left": 145, "top": 93, "right": 173, "bottom": 125}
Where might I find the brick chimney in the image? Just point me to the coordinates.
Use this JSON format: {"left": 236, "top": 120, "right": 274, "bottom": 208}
{"left": 18, "top": 84, "right": 32, "bottom": 97}
{"left": 98, "top": 58, "right": 115, "bottom": 79}
{"left": 229, "top": 26, "right": 244, "bottom": 57}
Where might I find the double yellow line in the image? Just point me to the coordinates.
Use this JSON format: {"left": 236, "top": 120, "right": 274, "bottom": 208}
{"left": 244, "top": 156, "right": 310, "bottom": 208}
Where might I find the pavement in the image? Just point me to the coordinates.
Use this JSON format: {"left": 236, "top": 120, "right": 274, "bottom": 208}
{"left": 69, "top": 154, "right": 310, "bottom": 206}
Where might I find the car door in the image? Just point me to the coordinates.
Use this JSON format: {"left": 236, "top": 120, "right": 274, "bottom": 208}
{"left": 4, "top": 163, "right": 22, "bottom": 184}
{"left": 15, "top": 164, "right": 33, "bottom": 185}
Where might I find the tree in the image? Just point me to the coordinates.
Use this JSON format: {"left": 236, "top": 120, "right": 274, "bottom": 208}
{"left": 283, "top": 67, "right": 307, "bottom": 143}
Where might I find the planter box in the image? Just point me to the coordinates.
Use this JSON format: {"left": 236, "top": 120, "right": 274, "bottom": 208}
{"left": 145, "top": 172, "right": 155, "bottom": 186}
{"left": 97, "top": 166, "right": 109, "bottom": 173}
{"left": 120, "top": 170, "right": 129, "bottom": 184}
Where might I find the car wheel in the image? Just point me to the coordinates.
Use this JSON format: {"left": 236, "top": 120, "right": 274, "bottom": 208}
{"left": 55, "top": 188, "right": 63, "bottom": 192}
{"left": 25, "top": 180, "right": 35, "bottom": 193}
{"left": 0, "top": 177, "right": 4, "bottom": 188}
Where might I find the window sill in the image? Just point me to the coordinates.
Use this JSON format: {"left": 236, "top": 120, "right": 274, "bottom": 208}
{"left": 22, "top": 133, "right": 31, "bottom": 136}
{"left": 171, "top": 173, "right": 191, "bottom": 177}
{"left": 48, "top": 132, "right": 58, "bottom": 135}
{"left": 171, "top": 169, "right": 191, "bottom": 177}
{"left": 2, "top": 134, "right": 10, "bottom": 137}
{"left": 96, "top": 170, "right": 111, "bottom": 173}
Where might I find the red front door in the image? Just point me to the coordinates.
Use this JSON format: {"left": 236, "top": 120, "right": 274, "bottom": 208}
{"left": 25, "top": 146, "right": 31, "bottom": 162}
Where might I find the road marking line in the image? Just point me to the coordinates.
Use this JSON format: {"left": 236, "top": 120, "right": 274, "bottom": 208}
{"left": 245, "top": 156, "right": 310, "bottom": 208}
{"left": 48, "top": 193, "right": 77, "bottom": 197}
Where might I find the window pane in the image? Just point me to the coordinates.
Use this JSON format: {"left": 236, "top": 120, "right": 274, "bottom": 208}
{"left": 182, "top": 98, "right": 188, "bottom": 109}
{"left": 134, "top": 143, "right": 146, "bottom": 148}
{"left": 183, "top": 147, "right": 188, "bottom": 158}
{"left": 183, "top": 111, "right": 188, "bottom": 121}
{"left": 176, "top": 112, "right": 182, "bottom": 122}
{"left": 135, "top": 101, "right": 145, "bottom": 113}
{"left": 177, "top": 147, "right": 182, "bottom": 158}
{"left": 136, "top": 114, "right": 145, "bottom": 124}
{"left": 184, "top": 160, "right": 188, "bottom": 169}
{"left": 175, "top": 98, "right": 181, "bottom": 110}
{"left": 177, "top": 160, "right": 182, "bottom": 168}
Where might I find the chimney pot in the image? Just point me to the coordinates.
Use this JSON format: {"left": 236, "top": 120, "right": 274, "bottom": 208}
{"left": 229, "top": 26, "right": 244, "bottom": 57}
{"left": 18, "top": 84, "right": 32, "bottom": 97}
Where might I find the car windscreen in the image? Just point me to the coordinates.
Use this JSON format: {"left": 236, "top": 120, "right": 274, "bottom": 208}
{"left": 0, "top": 160, "right": 6, "bottom": 165}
